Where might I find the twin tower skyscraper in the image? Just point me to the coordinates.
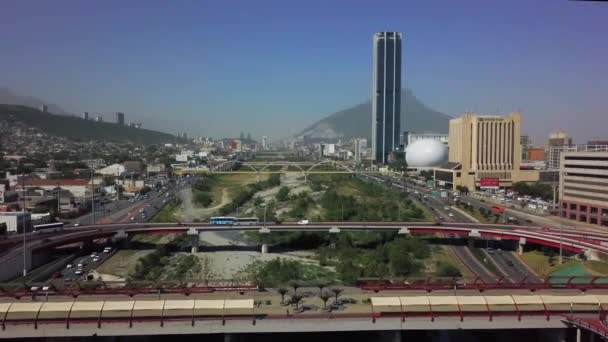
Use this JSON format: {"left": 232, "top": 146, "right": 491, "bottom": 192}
{"left": 371, "top": 32, "right": 402, "bottom": 164}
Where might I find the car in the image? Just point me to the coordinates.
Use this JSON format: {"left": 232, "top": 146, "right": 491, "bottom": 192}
{"left": 77, "top": 263, "right": 85, "bottom": 268}
{"left": 444, "top": 206, "right": 450, "bottom": 211}
{"left": 66, "top": 264, "right": 73, "bottom": 269}
{"left": 448, "top": 213, "right": 454, "bottom": 217}
{"left": 487, "top": 248, "right": 494, "bottom": 254}
{"left": 74, "top": 269, "right": 83, "bottom": 275}
{"left": 162, "top": 200, "right": 167, "bottom": 203}
{"left": 74, "top": 223, "right": 80, "bottom": 227}
{"left": 130, "top": 216, "right": 135, "bottom": 221}
{"left": 93, "top": 257, "right": 100, "bottom": 262}
{"left": 438, "top": 216, "right": 444, "bottom": 220}
{"left": 298, "top": 220, "right": 309, "bottom": 225}
{"left": 506, "top": 260, "right": 514, "bottom": 267}
{"left": 496, "top": 248, "right": 502, "bottom": 253}
{"left": 103, "top": 247, "right": 112, "bottom": 253}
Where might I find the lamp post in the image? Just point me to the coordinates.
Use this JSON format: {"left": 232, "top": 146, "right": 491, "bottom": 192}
{"left": 22, "top": 173, "right": 27, "bottom": 277}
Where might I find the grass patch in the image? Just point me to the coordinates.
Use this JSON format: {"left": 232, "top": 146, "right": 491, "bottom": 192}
{"left": 150, "top": 199, "right": 181, "bottom": 223}
{"left": 470, "top": 248, "right": 500, "bottom": 276}
{"left": 519, "top": 251, "right": 578, "bottom": 277}
{"left": 430, "top": 247, "right": 474, "bottom": 278}
{"left": 96, "top": 250, "right": 144, "bottom": 277}
{"left": 584, "top": 260, "right": 608, "bottom": 276}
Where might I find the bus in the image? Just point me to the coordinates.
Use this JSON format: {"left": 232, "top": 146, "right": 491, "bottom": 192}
{"left": 234, "top": 217, "right": 259, "bottom": 226}
{"left": 33, "top": 222, "right": 65, "bottom": 233}
{"left": 210, "top": 216, "right": 236, "bottom": 225}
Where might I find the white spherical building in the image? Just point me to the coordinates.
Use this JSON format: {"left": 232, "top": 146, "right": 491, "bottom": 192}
{"left": 405, "top": 139, "right": 448, "bottom": 168}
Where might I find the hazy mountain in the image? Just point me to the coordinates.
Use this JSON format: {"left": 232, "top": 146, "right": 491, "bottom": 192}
{"left": 0, "top": 87, "right": 69, "bottom": 116}
{"left": 296, "top": 88, "right": 452, "bottom": 141}
{"left": 0, "top": 104, "right": 179, "bottom": 144}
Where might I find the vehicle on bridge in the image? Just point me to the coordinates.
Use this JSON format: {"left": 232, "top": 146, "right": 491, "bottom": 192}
{"left": 209, "top": 217, "right": 260, "bottom": 225}
{"left": 33, "top": 222, "right": 65, "bottom": 233}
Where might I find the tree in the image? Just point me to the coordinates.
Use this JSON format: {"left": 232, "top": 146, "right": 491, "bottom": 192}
{"left": 290, "top": 293, "right": 303, "bottom": 310}
{"left": 388, "top": 159, "right": 408, "bottom": 173}
{"left": 253, "top": 196, "right": 263, "bottom": 207}
{"left": 277, "top": 287, "right": 289, "bottom": 304}
{"left": 289, "top": 280, "right": 301, "bottom": 294}
{"left": 319, "top": 291, "right": 332, "bottom": 310}
{"left": 276, "top": 186, "right": 290, "bottom": 201}
{"left": 330, "top": 288, "right": 343, "bottom": 304}
{"left": 316, "top": 279, "right": 331, "bottom": 293}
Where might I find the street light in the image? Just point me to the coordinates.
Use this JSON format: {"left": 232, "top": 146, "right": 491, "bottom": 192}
{"left": 22, "top": 173, "right": 27, "bottom": 277}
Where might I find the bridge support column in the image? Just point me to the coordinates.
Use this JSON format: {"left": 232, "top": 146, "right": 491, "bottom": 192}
{"left": 576, "top": 328, "right": 581, "bottom": 342}
{"left": 518, "top": 237, "right": 526, "bottom": 256}
{"left": 187, "top": 229, "right": 200, "bottom": 254}
{"left": 261, "top": 243, "right": 268, "bottom": 254}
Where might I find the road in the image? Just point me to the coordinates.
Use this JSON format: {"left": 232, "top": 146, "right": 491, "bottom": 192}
{"left": 358, "top": 173, "right": 542, "bottom": 284}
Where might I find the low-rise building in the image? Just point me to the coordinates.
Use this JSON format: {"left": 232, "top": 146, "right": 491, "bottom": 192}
{"left": 0, "top": 212, "right": 32, "bottom": 233}
{"left": 19, "top": 179, "right": 94, "bottom": 199}
{"left": 97, "top": 163, "right": 126, "bottom": 176}
{"left": 559, "top": 151, "right": 608, "bottom": 227}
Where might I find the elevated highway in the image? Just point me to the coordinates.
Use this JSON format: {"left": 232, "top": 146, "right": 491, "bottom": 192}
{"left": 2, "top": 221, "right": 607, "bottom": 282}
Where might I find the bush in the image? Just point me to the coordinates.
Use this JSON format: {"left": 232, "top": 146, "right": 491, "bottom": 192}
{"left": 276, "top": 186, "right": 290, "bottom": 201}
{"left": 436, "top": 262, "right": 462, "bottom": 277}
{"left": 194, "top": 191, "right": 212, "bottom": 207}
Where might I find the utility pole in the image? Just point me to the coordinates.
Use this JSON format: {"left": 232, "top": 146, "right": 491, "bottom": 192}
{"left": 263, "top": 205, "right": 267, "bottom": 228}
{"left": 22, "top": 173, "right": 27, "bottom": 277}
{"left": 91, "top": 168, "right": 95, "bottom": 225}
{"left": 559, "top": 222, "right": 563, "bottom": 265}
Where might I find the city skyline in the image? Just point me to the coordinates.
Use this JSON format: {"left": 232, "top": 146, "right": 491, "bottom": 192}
{"left": 1, "top": 0, "right": 607, "bottom": 142}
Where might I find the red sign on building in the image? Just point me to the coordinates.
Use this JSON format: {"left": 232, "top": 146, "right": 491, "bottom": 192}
{"left": 479, "top": 178, "right": 499, "bottom": 188}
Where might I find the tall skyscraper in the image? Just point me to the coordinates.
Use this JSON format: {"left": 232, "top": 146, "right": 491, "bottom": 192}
{"left": 82, "top": 112, "right": 89, "bottom": 120}
{"left": 372, "top": 32, "right": 402, "bottom": 164}
{"left": 262, "top": 136, "right": 267, "bottom": 150}
{"left": 116, "top": 112, "right": 125, "bottom": 125}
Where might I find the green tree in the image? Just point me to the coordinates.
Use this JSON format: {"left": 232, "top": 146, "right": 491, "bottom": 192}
{"left": 276, "top": 186, "right": 290, "bottom": 201}
{"left": 277, "top": 287, "right": 289, "bottom": 304}
{"left": 319, "top": 291, "right": 332, "bottom": 310}
{"left": 388, "top": 159, "right": 408, "bottom": 173}
{"left": 330, "top": 288, "right": 343, "bottom": 304}
{"left": 436, "top": 262, "right": 462, "bottom": 277}
{"left": 290, "top": 293, "right": 303, "bottom": 310}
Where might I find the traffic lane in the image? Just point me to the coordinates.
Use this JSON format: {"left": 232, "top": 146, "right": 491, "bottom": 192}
{"left": 61, "top": 249, "right": 112, "bottom": 282}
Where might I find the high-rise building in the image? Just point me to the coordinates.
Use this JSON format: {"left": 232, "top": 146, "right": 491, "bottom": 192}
{"left": 39, "top": 105, "right": 48, "bottom": 112}
{"left": 94, "top": 116, "right": 103, "bottom": 122}
{"left": 559, "top": 151, "right": 608, "bottom": 227}
{"left": 116, "top": 112, "right": 125, "bottom": 125}
{"left": 372, "top": 32, "right": 402, "bottom": 164}
{"left": 82, "top": 112, "right": 89, "bottom": 120}
{"left": 520, "top": 135, "right": 530, "bottom": 161}
{"left": 434, "top": 112, "right": 539, "bottom": 190}
{"left": 402, "top": 131, "right": 448, "bottom": 147}
{"left": 354, "top": 138, "right": 367, "bottom": 162}
{"left": 547, "top": 130, "right": 573, "bottom": 169}
{"left": 262, "top": 136, "right": 267, "bottom": 150}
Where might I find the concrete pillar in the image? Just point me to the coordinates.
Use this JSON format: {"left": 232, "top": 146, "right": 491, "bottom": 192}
{"left": 518, "top": 243, "right": 524, "bottom": 255}
{"left": 576, "top": 328, "right": 581, "bottom": 342}
{"left": 261, "top": 243, "right": 268, "bottom": 254}
{"left": 190, "top": 235, "right": 199, "bottom": 254}
{"left": 468, "top": 238, "right": 475, "bottom": 248}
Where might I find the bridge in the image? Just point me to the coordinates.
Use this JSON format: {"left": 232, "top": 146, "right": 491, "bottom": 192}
{"left": 2, "top": 221, "right": 608, "bottom": 282}
{"left": 1, "top": 292, "right": 607, "bottom": 338}
{"left": 174, "top": 160, "right": 374, "bottom": 179}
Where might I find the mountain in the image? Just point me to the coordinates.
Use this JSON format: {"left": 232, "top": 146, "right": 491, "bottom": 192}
{"left": 0, "top": 88, "right": 69, "bottom": 115}
{"left": 296, "top": 88, "right": 452, "bottom": 141}
{"left": 0, "top": 104, "right": 179, "bottom": 145}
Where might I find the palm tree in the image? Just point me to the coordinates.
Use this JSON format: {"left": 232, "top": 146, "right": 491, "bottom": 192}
{"left": 319, "top": 291, "right": 332, "bottom": 311}
{"left": 316, "top": 280, "right": 331, "bottom": 293}
{"left": 330, "top": 288, "right": 343, "bottom": 304}
{"left": 289, "top": 280, "right": 301, "bottom": 294}
{"left": 277, "top": 287, "right": 289, "bottom": 304}
{"left": 291, "top": 293, "right": 303, "bottom": 311}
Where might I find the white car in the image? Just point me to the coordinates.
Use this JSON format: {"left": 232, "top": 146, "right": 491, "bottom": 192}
{"left": 297, "top": 220, "right": 309, "bottom": 225}
{"left": 74, "top": 269, "right": 83, "bottom": 275}
{"left": 66, "top": 264, "right": 73, "bottom": 269}
{"left": 93, "top": 257, "right": 100, "bottom": 262}
{"left": 74, "top": 223, "right": 80, "bottom": 227}
{"left": 448, "top": 213, "right": 454, "bottom": 217}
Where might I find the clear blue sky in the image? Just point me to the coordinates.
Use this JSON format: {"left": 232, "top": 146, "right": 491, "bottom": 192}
{"left": 1, "top": 0, "right": 607, "bottom": 143}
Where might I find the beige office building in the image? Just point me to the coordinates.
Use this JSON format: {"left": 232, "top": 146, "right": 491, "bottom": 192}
{"left": 434, "top": 112, "right": 539, "bottom": 190}
{"left": 560, "top": 151, "right": 608, "bottom": 227}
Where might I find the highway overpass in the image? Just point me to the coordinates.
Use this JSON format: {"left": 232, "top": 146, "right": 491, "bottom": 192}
{"left": 2, "top": 221, "right": 607, "bottom": 282}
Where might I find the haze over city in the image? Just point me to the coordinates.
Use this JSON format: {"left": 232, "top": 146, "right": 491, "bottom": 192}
{"left": 1, "top": 0, "right": 607, "bottom": 141}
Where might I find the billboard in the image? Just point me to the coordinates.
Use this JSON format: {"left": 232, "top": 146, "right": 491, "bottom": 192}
{"left": 480, "top": 178, "right": 499, "bottom": 189}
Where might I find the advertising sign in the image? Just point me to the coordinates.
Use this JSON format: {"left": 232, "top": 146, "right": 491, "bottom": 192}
{"left": 480, "top": 178, "right": 499, "bottom": 189}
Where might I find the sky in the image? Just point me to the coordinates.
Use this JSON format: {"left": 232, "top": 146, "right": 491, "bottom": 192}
{"left": 1, "top": 0, "right": 607, "bottom": 143}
